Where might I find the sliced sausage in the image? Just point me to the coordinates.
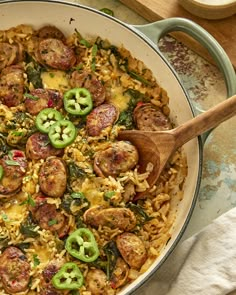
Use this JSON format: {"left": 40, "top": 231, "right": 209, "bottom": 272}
{"left": 0, "top": 150, "right": 27, "bottom": 198}
{"left": 40, "top": 260, "right": 64, "bottom": 295}
{"left": 0, "top": 65, "right": 24, "bottom": 107}
{"left": 39, "top": 157, "right": 67, "bottom": 198}
{"left": 86, "top": 269, "right": 108, "bottom": 295}
{"left": 70, "top": 70, "right": 106, "bottom": 107}
{"left": 0, "top": 42, "right": 24, "bottom": 71}
{"left": 0, "top": 246, "right": 30, "bottom": 294}
{"left": 94, "top": 141, "right": 139, "bottom": 177}
{"left": 25, "top": 88, "right": 63, "bottom": 115}
{"left": 30, "top": 193, "right": 69, "bottom": 238}
{"left": 83, "top": 206, "right": 136, "bottom": 231}
{"left": 0, "top": 43, "right": 17, "bottom": 70}
{"left": 26, "top": 132, "right": 63, "bottom": 160}
{"left": 86, "top": 103, "right": 119, "bottom": 136}
{"left": 38, "top": 38, "right": 76, "bottom": 70}
{"left": 134, "top": 103, "right": 171, "bottom": 131}
{"left": 38, "top": 26, "right": 65, "bottom": 41}
{"left": 29, "top": 192, "right": 48, "bottom": 215}
{"left": 110, "top": 257, "right": 129, "bottom": 289}
{"left": 116, "top": 232, "right": 147, "bottom": 270}
{"left": 35, "top": 203, "right": 67, "bottom": 236}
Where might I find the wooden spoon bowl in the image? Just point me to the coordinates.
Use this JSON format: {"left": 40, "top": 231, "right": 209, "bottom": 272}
{"left": 118, "top": 95, "right": 236, "bottom": 190}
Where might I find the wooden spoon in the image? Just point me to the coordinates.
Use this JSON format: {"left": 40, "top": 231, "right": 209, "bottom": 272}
{"left": 118, "top": 95, "right": 236, "bottom": 190}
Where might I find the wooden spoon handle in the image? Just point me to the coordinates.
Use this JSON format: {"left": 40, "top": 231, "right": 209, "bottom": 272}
{"left": 173, "top": 94, "right": 236, "bottom": 148}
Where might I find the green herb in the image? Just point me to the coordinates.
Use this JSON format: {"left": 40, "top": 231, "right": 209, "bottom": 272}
{"left": 99, "top": 8, "right": 114, "bottom": 16}
{"left": 0, "top": 134, "right": 10, "bottom": 157}
{"left": 24, "top": 93, "right": 40, "bottom": 101}
{"left": 20, "top": 194, "right": 36, "bottom": 207}
{"left": 25, "top": 57, "right": 43, "bottom": 89}
{"left": 17, "top": 242, "right": 31, "bottom": 253}
{"left": 73, "top": 64, "right": 84, "bottom": 71}
{"left": 80, "top": 39, "right": 91, "bottom": 48}
{"left": 92, "top": 44, "right": 98, "bottom": 57}
{"left": 0, "top": 165, "right": 4, "bottom": 181}
{"left": 128, "top": 70, "right": 152, "bottom": 86}
{"left": 117, "top": 88, "right": 148, "bottom": 129}
{"left": 11, "top": 131, "right": 23, "bottom": 136}
{"left": 61, "top": 192, "right": 90, "bottom": 216}
{"left": 91, "top": 44, "right": 98, "bottom": 71}
{"left": 104, "top": 191, "right": 115, "bottom": 201}
{"left": 1, "top": 213, "right": 9, "bottom": 222}
{"left": 68, "top": 162, "right": 87, "bottom": 179}
{"left": 0, "top": 237, "right": 10, "bottom": 249}
{"left": 48, "top": 219, "right": 58, "bottom": 226}
{"left": 71, "top": 192, "right": 85, "bottom": 199}
{"left": 75, "top": 28, "right": 83, "bottom": 40}
{"left": 33, "top": 254, "right": 40, "bottom": 267}
{"left": 127, "top": 202, "right": 153, "bottom": 225}
{"left": 49, "top": 72, "right": 55, "bottom": 78}
{"left": 20, "top": 214, "right": 39, "bottom": 238}
{"left": 103, "top": 241, "right": 120, "bottom": 279}
{"left": 5, "top": 159, "right": 20, "bottom": 166}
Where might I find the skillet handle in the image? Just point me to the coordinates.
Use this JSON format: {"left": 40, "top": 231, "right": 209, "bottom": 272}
{"left": 133, "top": 18, "right": 236, "bottom": 141}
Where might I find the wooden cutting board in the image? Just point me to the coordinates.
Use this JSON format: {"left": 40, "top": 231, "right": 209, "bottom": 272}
{"left": 120, "top": 0, "right": 236, "bottom": 68}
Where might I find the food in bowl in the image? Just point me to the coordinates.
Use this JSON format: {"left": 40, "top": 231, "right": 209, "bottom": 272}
{"left": 0, "top": 24, "right": 187, "bottom": 294}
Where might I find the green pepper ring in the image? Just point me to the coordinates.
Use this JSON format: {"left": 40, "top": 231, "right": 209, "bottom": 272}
{"left": 35, "top": 108, "right": 63, "bottom": 134}
{"left": 65, "top": 228, "right": 100, "bottom": 263}
{"left": 48, "top": 119, "right": 77, "bottom": 149}
{"left": 63, "top": 87, "right": 93, "bottom": 116}
{"left": 52, "top": 262, "right": 84, "bottom": 290}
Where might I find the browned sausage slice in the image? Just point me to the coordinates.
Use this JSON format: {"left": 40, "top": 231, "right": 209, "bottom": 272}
{"left": 40, "top": 260, "right": 64, "bottom": 295}
{"left": 0, "top": 65, "right": 24, "bottom": 107}
{"left": 30, "top": 193, "right": 69, "bottom": 238}
{"left": 86, "top": 269, "right": 108, "bottom": 295}
{"left": 86, "top": 103, "right": 119, "bottom": 136}
{"left": 134, "top": 103, "right": 171, "bottom": 131}
{"left": 35, "top": 203, "right": 67, "bottom": 233}
{"left": 83, "top": 206, "right": 136, "bottom": 231}
{"left": 25, "top": 88, "right": 63, "bottom": 115}
{"left": 0, "top": 150, "right": 27, "bottom": 198}
{"left": 38, "top": 26, "right": 65, "bottom": 41}
{"left": 38, "top": 38, "right": 76, "bottom": 70}
{"left": 0, "top": 42, "right": 24, "bottom": 71}
{"left": 110, "top": 257, "right": 129, "bottom": 289}
{"left": 70, "top": 70, "right": 106, "bottom": 107}
{"left": 0, "top": 43, "right": 18, "bottom": 70}
{"left": 39, "top": 157, "right": 67, "bottom": 198}
{"left": 94, "top": 141, "right": 139, "bottom": 177}
{"left": 116, "top": 232, "right": 147, "bottom": 270}
{"left": 26, "top": 132, "right": 63, "bottom": 160}
{"left": 0, "top": 246, "right": 30, "bottom": 294}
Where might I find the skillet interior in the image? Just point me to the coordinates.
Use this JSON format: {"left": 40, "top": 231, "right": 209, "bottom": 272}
{"left": 0, "top": 1, "right": 202, "bottom": 294}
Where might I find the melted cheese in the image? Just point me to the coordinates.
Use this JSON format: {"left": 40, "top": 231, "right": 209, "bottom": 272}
{"left": 33, "top": 244, "right": 51, "bottom": 264}
{"left": 3, "top": 194, "right": 27, "bottom": 221}
{"left": 108, "top": 86, "right": 130, "bottom": 111}
{"left": 41, "top": 70, "right": 69, "bottom": 91}
{"left": 81, "top": 179, "right": 107, "bottom": 207}
{"left": 84, "top": 189, "right": 106, "bottom": 207}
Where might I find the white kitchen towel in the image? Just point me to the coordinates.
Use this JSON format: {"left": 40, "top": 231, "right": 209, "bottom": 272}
{"left": 136, "top": 207, "right": 236, "bottom": 295}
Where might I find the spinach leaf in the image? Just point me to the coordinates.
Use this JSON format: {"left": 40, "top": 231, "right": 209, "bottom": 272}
{"left": 20, "top": 213, "right": 39, "bottom": 238}
{"left": 25, "top": 55, "right": 43, "bottom": 89}
{"left": 116, "top": 88, "right": 148, "bottom": 129}
{"left": 127, "top": 202, "right": 153, "bottom": 225}
{"left": 103, "top": 240, "right": 120, "bottom": 280}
